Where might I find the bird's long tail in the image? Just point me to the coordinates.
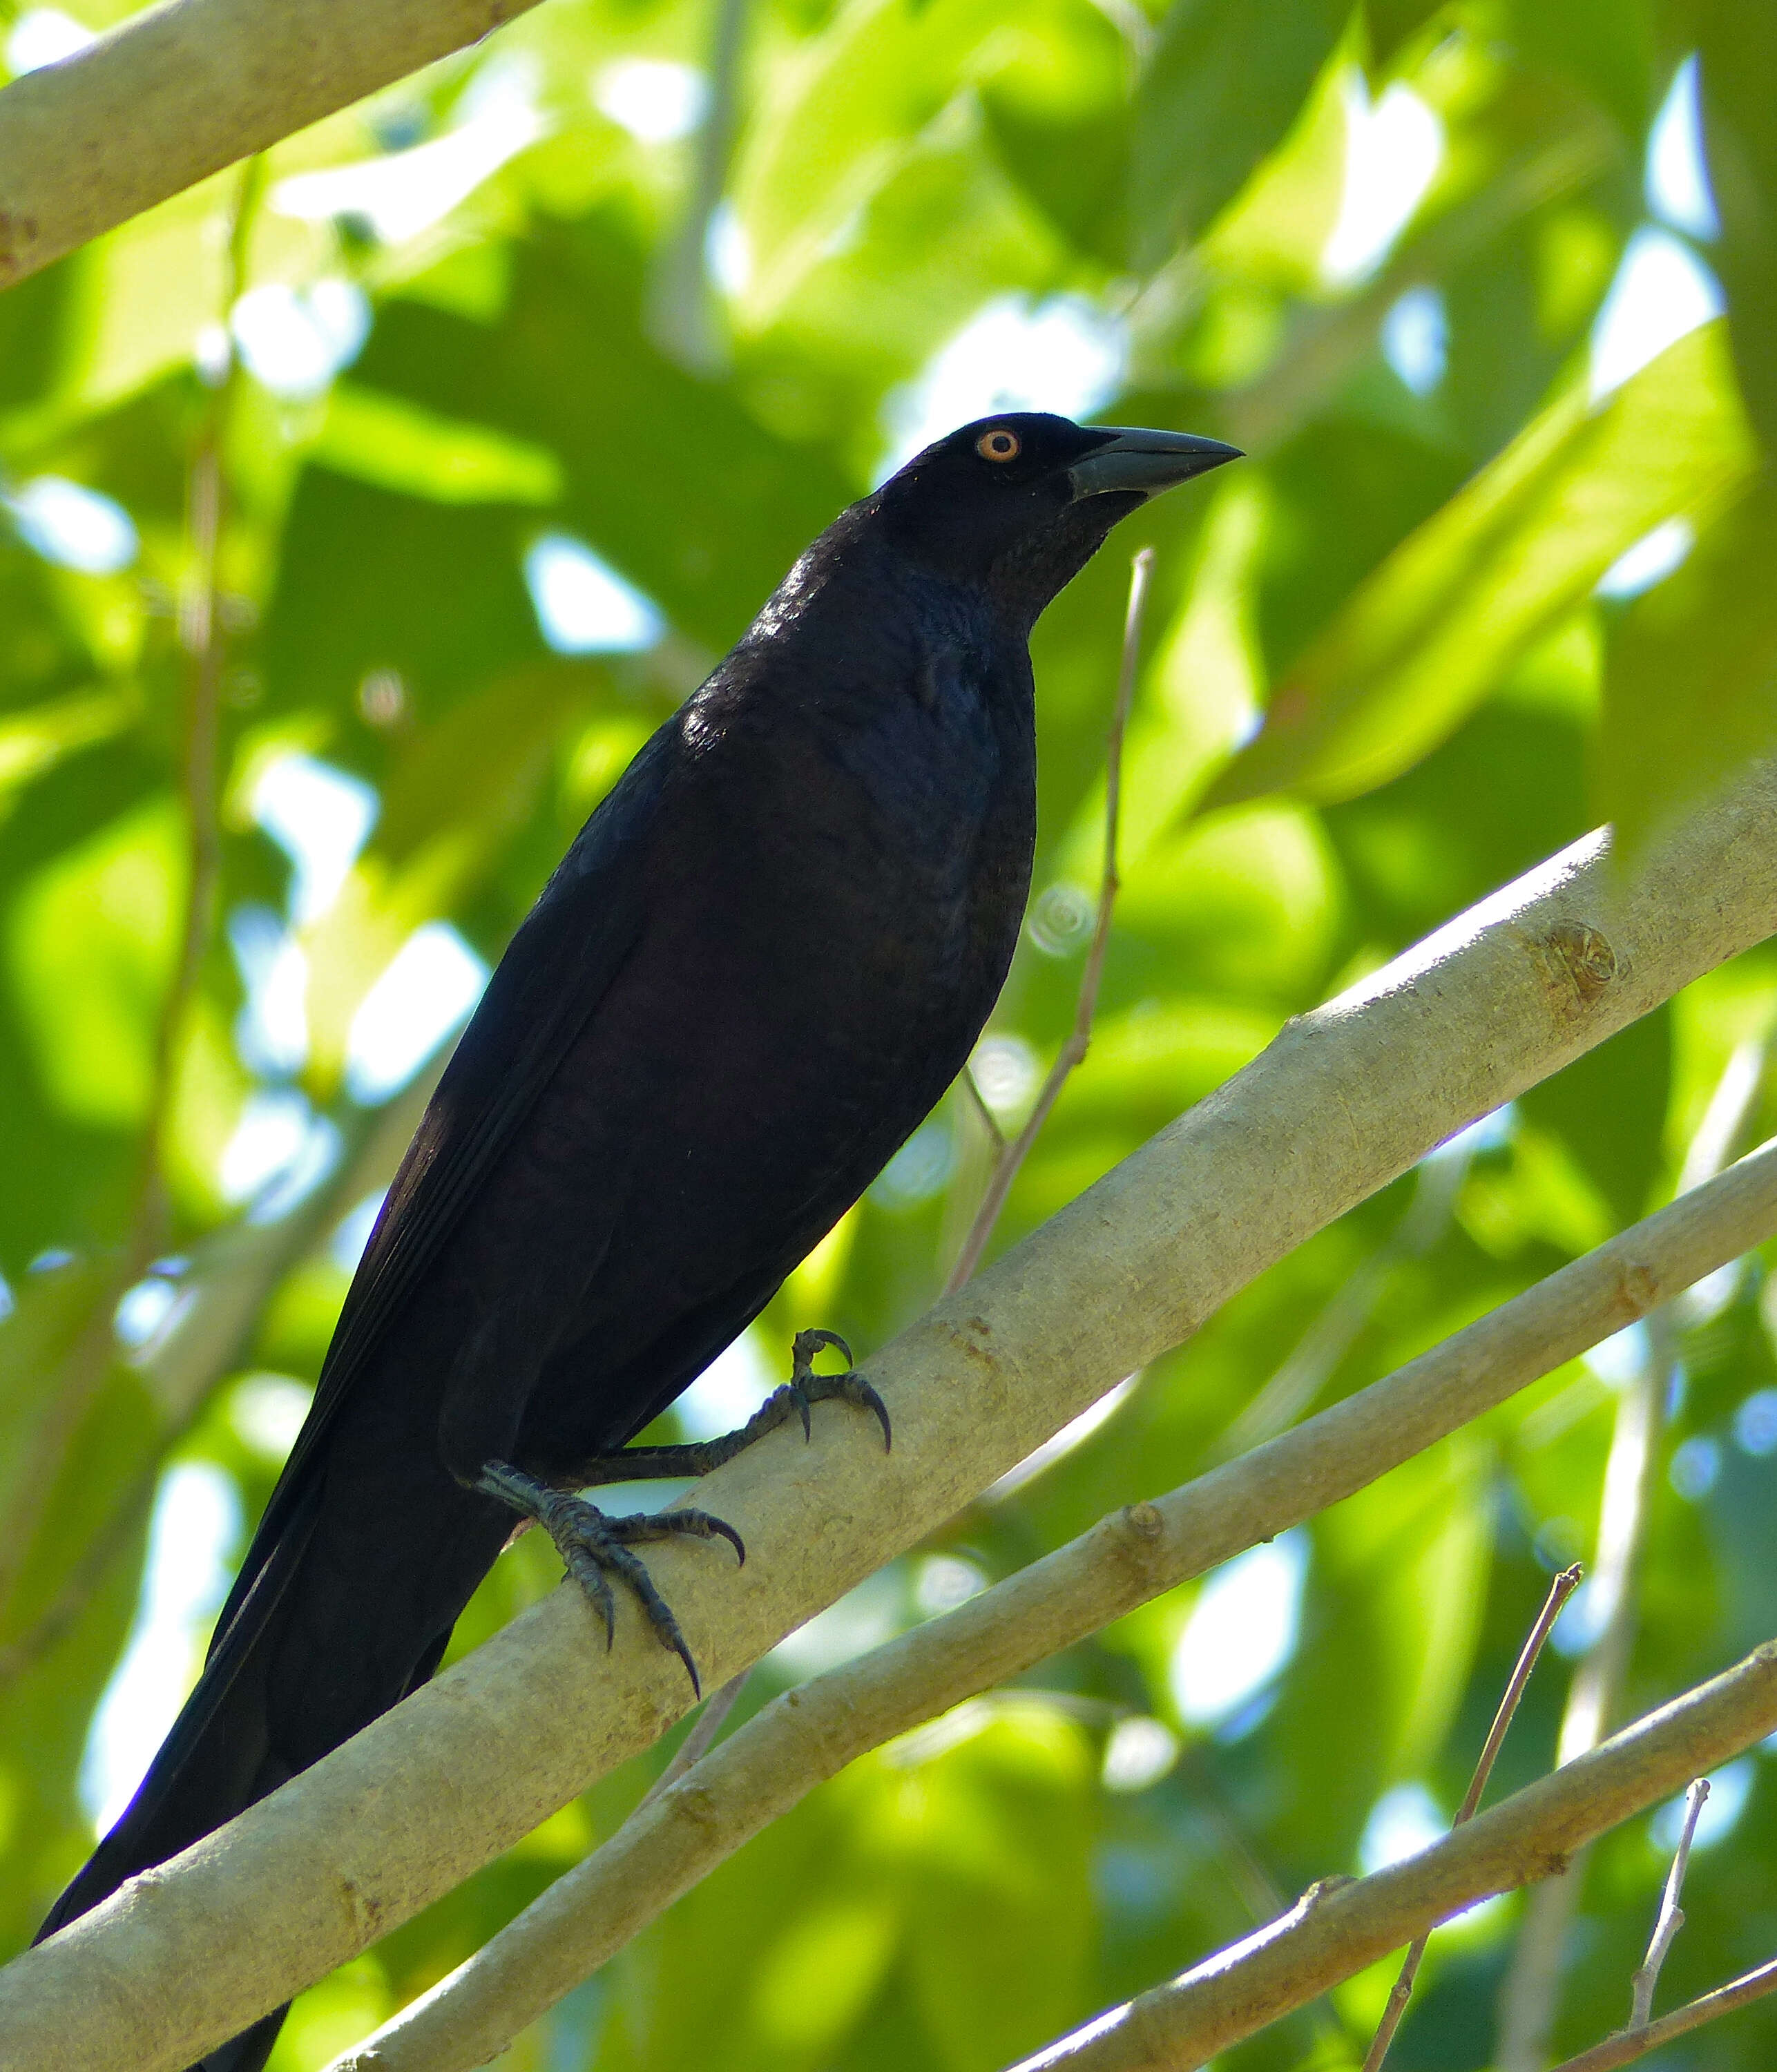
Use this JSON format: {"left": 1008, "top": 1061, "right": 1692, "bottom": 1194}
{"left": 32, "top": 1475, "right": 448, "bottom": 2072}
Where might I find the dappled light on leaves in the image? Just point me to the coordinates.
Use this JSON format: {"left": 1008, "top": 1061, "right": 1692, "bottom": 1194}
{"left": 0, "top": 1, "right": 1776, "bottom": 2067}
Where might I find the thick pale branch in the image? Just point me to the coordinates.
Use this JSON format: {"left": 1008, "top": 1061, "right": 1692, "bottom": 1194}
{"left": 1011, "top": 1641, "right": 1777, "bottom": 2071}
{"left": 0, "top": 0, "right": 541, "bottom": 285}
{"left": 3, "top": 761, "right": 1775, "bottom": 2071}
{"left": 333, "top": 1146, "right": 1777, "bottom": 2072}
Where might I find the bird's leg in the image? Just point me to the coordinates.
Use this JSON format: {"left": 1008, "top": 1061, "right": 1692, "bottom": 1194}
{"left": 474, "top": 1461, "right": 742, "bottom": 1695}
{"left": 568, "top": 1330, "right": 892, "bottom": 1488}
{"left": 482, "top": 1334, "right": 886, "bottom": 1691}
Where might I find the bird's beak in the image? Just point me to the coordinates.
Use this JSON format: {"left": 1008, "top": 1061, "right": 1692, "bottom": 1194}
{"left": 1066, "top": 428, "right": 1244, "bottom": 501}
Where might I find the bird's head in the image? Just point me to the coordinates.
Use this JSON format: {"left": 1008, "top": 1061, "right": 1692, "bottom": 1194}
{"left": 874, "top": 412, "right": 1240, "bottom": 626}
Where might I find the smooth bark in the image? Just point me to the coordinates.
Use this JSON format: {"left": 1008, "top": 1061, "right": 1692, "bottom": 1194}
{"left": 0, "top": 0, "right": 540, "bottom": 284}
{"left": 335, "top": 1142, "right": 1777, "bottom": 2071}
{"left": 1, "top": 761, "right": 1774, "bottom": 2071}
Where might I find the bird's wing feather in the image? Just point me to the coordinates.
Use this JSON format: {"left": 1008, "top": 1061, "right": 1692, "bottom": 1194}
{"left": 207, "top": 725, "right": 675, "bottom": 1649}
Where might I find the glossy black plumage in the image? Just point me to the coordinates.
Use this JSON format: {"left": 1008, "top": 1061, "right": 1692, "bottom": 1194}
{"left": 37, "top": 413, "right": 1237, "bottom": 2071}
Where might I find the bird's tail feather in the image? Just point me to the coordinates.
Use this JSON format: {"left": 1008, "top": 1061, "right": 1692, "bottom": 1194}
{"left": 35, "top": 1479, "right": 327, "bottom": 2072}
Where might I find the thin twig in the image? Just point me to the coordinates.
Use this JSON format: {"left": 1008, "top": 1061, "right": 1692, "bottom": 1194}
{"left": 960, "top": 1066, "right": 1008, "bottom": 1152}
{"left": 0, "top": 156, "right": 262, "bottom": 1631}
{"left": 637, "top": 1671, "right": 748, "bottom": 1809}
{"left": 14, "top": 757, "right": 1777, "bottom": 2072}
{"left": 314, "top": 1144, "right": 1777, "bottom": 2072}
{"left": 1002, "top": 1642, "right": 1777, "bottom": 2072}
{"left": 644, "top": 0, "right": 748, "bottom": 372}
{"left": 1629, "top": 1776, "right": 1709, "bottom": 2025}
{"left": 1548, "top": 1955, "right": 1777, "bottom": 2072}
{"left": 945, "top": 547, "right": 1153, "bottom": 1295}
{"left": 1497, "top": 1034, "right": 1769, "bottom": 2069}
{"left": 1363, "top": 1564, "right": 1583, "bottom": 2071}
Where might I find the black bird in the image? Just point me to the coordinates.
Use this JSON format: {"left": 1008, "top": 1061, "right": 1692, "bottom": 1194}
{"left": 37, "top": 412, "right": 1238, "bottom": 2069}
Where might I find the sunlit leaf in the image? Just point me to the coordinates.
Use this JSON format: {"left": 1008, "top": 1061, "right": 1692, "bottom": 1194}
{"left": 0, "top": 685, "right": 136, "bottom": 816}
{"left": 729, "top": 0, "right": 1009, "bottom": 325}
{"left": 1201, "top": 321, "right": 1756, "bottom": 811}
{"left": 313, "top": 385, "right": 564, "bottom": 507}
{"left": 5, "top": 794, "right": 182, "bottom": 1128}
{"left": 1700, "top": 4, "right": 1777, "bottom": 454}
{"left": 1131, "top": 0, "right": 1349, "bottom": 271}
{"left": 1501, "top": 0, "right": 1653, "bottom": 144}
{"left": 1598, "top": 471, "right": 1777, "bottom": 865}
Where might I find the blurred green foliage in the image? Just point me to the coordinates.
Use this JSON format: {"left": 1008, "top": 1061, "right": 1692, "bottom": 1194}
{"left": 1, "top": 0, "right": 1776, "bottom": 2066}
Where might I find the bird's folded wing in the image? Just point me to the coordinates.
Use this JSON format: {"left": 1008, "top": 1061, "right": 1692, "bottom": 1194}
{"left": 205, "top": 728, "right": 673, "bottom": 1653}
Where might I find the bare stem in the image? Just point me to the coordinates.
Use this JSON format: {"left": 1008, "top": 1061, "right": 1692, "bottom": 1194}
{"left": 1548, "top": 1954, "right": 1777, "bottom": 2072}
{"left": 945, "top": 547, "right": 1153, "bottom": 1295}
{"left": 960, "top": 1066, "right": 1008, "bottom": 1152}
{"left": 644, "top": 0, "right": 748, "bottom": 372}
{"left": 314, "top": 1144, "right": 1777, "bottom": 2072}
{"left": 1629, "top": 1776, "right": 1709, "bottom": 2026}
{"left": 1497, "top": 1035, "right": 1767, "bottom": 2069}
{"left": 10, "top": 756, "right": 1777, "bottom": 2072}
{"left": 1363, "top": 1564, "right": 1582, "bottom": 2071}
{"left": 637, "top": 1671, "right": 748, "bottom": 1809}
{"left": 1006, "top": 1641, "right": 1777, "bottom": 2072}
{"left": 0, "top": 155, "right": 261, "bottom": 1630}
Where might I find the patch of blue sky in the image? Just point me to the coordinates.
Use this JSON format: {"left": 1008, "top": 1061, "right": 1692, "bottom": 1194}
{"left": 878, "top": 296, "right": 1128, "bottom": 481}
{"left": 524, "top": 534, "right": 665, "bottom": 655}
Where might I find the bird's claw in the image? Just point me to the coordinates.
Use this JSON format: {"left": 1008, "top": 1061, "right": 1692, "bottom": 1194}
{"left": 474, "top": 1461, "right": 740, "bottom": 1696}
{"left": 789, "top": 1327, "right": 892, "bottom": 1452}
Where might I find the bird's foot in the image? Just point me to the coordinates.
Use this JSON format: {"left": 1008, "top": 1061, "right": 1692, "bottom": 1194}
{"left": 570, "top": 1329, "right": 892, "bottom": 1487}
{"left": 475, "top": 1460, "right": 742, "bottom": 1695}
{"left": 778, "top": 1327, "right": 893, "bottom": 1450}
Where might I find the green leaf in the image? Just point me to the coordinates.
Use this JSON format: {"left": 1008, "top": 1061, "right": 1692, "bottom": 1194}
{"left": 1518, "top": 1007, "right": 1672, "bottom": 1231}
{"left": 891, "top": 1707, "right": 1097, "bottom": 2071}
{"left": 0, "top": 686, "right": 137, "bottom": 815}
{"left": 352, "top": 218, "right": 858, "bottom": 655}
{"left": 729, "top": 0, "right": 1010, "bottom": 325}
{"left": 1700, "top": 1, "right": 1777, "bottom": 454}
{"left": 1597, "top": 471, "right": 1777, "bottom": 865}
{"left": 5, "top": 794, "right": 183, "bottom": 1129}
{"left": 1131, "top": 0, "right": 1349, "bottom": 271}
{"left": 1501, "top": 0, "right": 1653, "bottom": 144}
{"left": 312, "top": 386, "right": 564, "bottom": 507}
{"left": 1201, "top": 320, "right": 1756, "bottom": 812}
{"left": 974, "top": 0, "right": 1131, "bottom": 266}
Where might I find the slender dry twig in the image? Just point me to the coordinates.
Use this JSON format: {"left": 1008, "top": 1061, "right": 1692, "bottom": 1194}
{"left": 636, "top": 1671, "right": 749, "bottom": 1810}
{"left": 10, "top": 758, "right": 1777, "bottom": 2072}
{"left": 1215, "top": 1138, "right": 1473, "bottom": 1460}
{"left": 1629, "top": 1776, "right": 1709, "bottom": 2026}
{"left": 1497, "top": 1034, "right": 1770, "bottom": 2068}
{"left": 960, "top": 1064, "right": 1008, "bottom": 1151}
{"left": 0, "top": 157, "right": 261, "bottom": 1629}
{"left": 1548, "top": 1954, "right": 1777, "bottom": 2072}
{"left": 945, "top": 547, "right": 1153, "bottom": 1294}
{"left": 645, "top": 0, "right": 749, "bottom": 372}
{"left": 319, "top": 1147, "right": 1777, "bottom": 2072}
{"left": 1006, "top": 1640, "right": 1777, "bottom": 2072}
{"left": 1363, "top": 1564, "right": 1583, "bottom": 2071}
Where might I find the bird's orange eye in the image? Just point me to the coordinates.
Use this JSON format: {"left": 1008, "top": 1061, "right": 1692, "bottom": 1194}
{"left": 976, "top": 428, "right": 1020, "bottom": 463}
